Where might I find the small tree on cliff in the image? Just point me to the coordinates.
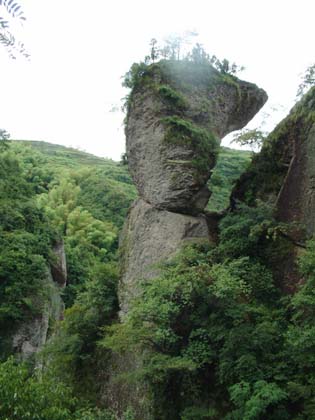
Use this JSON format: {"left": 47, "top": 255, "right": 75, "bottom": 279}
{"left": 232, "top": 128, "right": 267, "bottom": 151}
{"left": 149, "top": 38, "right": 159, "bottom": 63}
{"left": 297, "top": 63, "right": 315, "bottom": 97}
{"left": 0, "top": 128, "right": 10, "bottom": 150}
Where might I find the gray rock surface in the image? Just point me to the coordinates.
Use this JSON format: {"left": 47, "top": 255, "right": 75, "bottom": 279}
{"left": 110, "top": 61, "right": 267, "bottom": 417}
{"left": 51, "top": 240, "right": 67, "bottom": 287}
{"left": 12, "top": 270, "right": 64, "bottom": 361}
{"left": 12, "top": 314, "right": 50, "bottom": 359}
{"left": 119, "top": 198, "right": 209, "bottom": 315}
{"left": 277, "top": 122, "right": 315, "bottom": 238}
{"left": 126, "top": 61, "right": 267, "bottom": 212}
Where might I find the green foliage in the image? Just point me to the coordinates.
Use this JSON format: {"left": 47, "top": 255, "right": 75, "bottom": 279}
{"left": 10, "top": 141, "right": 135, "bottom": 307}
{"left": 0, "top": 357, "right": 76, "bottom": 420}
{"left": 207, "top": 147, "right": 251, "bottom": 212}
{"left": 140, "top": 36, "right": 244, "bottom": 76}
{"left": 0, "top": 149, "right": 55, "bottom": 336}
{"left": 232, "top": 128, "right": 267, "bottom": 150}
{"left": 0, "top": 128, "right": 10, "bottom": 150}
{"left": 297, "top": 63, "right": 315, "bottom": 97}
{"left": 102, "top": 201, "right": 315, "bottom": 418}
{"left": 228, "top": 381, "right": 287, "bottom": 420}
{"left": 0, "top": 356, "right": 121, "bottom": 420}
{"left": 157, "top": 84, "right": 188, "bottom": 111}
{"left": 161, "top": 115, "right": 218, "bottom": 173}
{"left": 8, "top": 136, "right": 315, "bottom": 419}
{"left": 44, "top": 261, "right": 118, "bottom": 398}
{"left": 0, "top": 140, "right": 136, "bottom": 410}
{"left": 181, "top": 406, "right": 217, "bottom": 420}
{"left": 216, "top": 202, "right": 275, "bottom": 258}
{"left": 122, "top": 61, "right": 152, "bottom": 90}
{"left": 74, "top": 167, "right": 136, "bottom": 229}
{"left": 233, "top": 87, "right": 315, "bottom": 206}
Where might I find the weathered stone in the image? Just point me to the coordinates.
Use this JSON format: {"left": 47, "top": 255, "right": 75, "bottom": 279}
{"left": 232, "top": 87, "right": 315, "bottom": 292}
{"left": 277, "top": 122, "right": 315, "bottom": 239}
{"left": 101, "top": 350, "right": 154, "bottom": 420}
{"left": 51, "top": 240, "right": 67, "bottom": 287}
{"left": 12, "top": 270, "right": 64, "bottom": 362}
{"left": 109, "top": 61, "right": 268, "bottom": 416}
{"left": 119, "top": 198, "right": 210, "bottom": 315}
{"left": 126, "top": 61, "right": 267, "bottom": 212}
{"left": 12, "top": 314, "right": 50, "bottom": 359}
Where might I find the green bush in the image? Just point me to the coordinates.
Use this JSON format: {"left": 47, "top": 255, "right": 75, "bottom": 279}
{"left": 0, "top": 357, "right": 76, "bottom": 420}
{"left": 101, "top": 202, "right": 315, "bottom": 418}
{"left": 157, "top": 84, "right": 188, "bottom": 111}
{"left": 161, "top": 115, "right": 218, "bottom": 173}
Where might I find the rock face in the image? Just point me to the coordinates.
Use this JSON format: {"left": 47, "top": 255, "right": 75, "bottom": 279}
{"left": 119, "top": 198, "right": 209, "bottom": 315}
{"left": 51, "top": 240, "right": 67, "bottom": 287}
{"left": 12, "top": 271, "right": 64, "bottom": 362}
{"left": 126, "top": 61, "right": 267, "bottom": 213}
{"left": 12, "top": 241, "right": 67, "bottom": 361}
{"left": 276, "top": 99, "right": 315, "bottom": 238}
{"left": 232, "top": 87, "right": 315, "bottom": 291}
{"left": 121, "top": 60, "right": 267, "bottom": 312}
{"left": 112, "top": 59, "right": 267, "bottom": 418}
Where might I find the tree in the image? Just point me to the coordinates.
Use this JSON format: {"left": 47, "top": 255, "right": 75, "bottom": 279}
{"left": 232, "top": 128, "right": 267, "bottom": 151}
{"left": 188, "top": 43, "right": 210, "bottom": 64}
{"left": 0, "top": 0, "right": 29, "bottom": 59}
{"left": 211, "top": 57, "right": 245, "bottom": 75}
{"left": 0, "top": 128, "right": 10, "bottom": 150}
{"left": 297, "top": 63, "right": 315, "bottom": 97}
{"left": 158, "top": 31, "right": 198, "bottom": 61}
{"left": 0, "top": 128, "right": 10, "bottom": 140}
{"left": 149, "top": 38, "right": 159, "bottom": 63}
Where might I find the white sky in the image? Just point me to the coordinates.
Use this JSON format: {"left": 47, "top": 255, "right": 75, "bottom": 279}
{"left": 1, "top": 0, "right": 314, "bottom": 160}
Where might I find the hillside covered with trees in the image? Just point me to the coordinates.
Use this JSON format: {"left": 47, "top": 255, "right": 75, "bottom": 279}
{"left": 2, "top": 10, "right": 315, "bottom": 416}
{"left": 0, "top": 138, "right": 252, "bottom": 419}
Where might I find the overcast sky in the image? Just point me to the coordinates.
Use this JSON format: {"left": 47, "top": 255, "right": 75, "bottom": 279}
{"left": 1, "top": 0, "right": 314, "bottom": 160}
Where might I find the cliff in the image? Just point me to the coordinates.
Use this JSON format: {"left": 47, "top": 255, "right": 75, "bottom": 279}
{"left": 233, "top": 86, "right": 315, "bottom": 291}
{"left": 111, "top": 59, "right": 267, "bottom": 417}
{"left": 121, "top": 60, "right": 267, "bottom": 311}
{"left": 3, "top": 68, "right": 315, "bottom": 418}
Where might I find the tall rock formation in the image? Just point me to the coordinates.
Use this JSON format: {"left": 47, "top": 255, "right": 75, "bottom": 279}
{"left": 107, "top": 59, "right": 267, "bottom": 418}
{"left": 120, "top": 60, "right": 267, "bottom": 315}
{"left": 233, "top": 86, "right": 315, "bottom": 291}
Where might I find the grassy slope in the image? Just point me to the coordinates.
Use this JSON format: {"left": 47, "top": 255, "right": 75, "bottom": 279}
{"left": 14, "top": 140, "right": 137, "bottom": 228}
{"left": 15, "top": 140, "right": 251, "bottom": 215}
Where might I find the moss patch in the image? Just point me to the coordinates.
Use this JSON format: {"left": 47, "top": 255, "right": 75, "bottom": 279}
{"left": 161, "top": 115, "right": 218, "bottom": 175}
{"left": 157, "top": 84, "right": 188, "bottom": 112}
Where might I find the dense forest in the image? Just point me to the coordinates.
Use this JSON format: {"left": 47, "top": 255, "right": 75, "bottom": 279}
{"left": 2, "top": 13, "right": 315, "bottom": 416}
{"left": 0, "top": 138, "right": 252, "bottom": 419}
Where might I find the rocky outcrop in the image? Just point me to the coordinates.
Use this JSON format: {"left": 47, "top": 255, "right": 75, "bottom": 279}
{"left": 232, "top": 86, "right": 315, "bottom": 291}
{"left": 121, "top": 60, "right": 267, "bottom": 312}
{"left": 110, "top": 59, "right": 267, "bottom": 417}
{"left": 12, "top": 241, "right": 67, "bottom": 361}
{"left": 126, "top": 61, "right": 267, "bottom": 213}
{"left": 119, "top": 198, "right": 209, "bottom": 315}
{"left": 276, "top": 94, "right": 315, "bottom": 238}
{"left": 12, "top": 269, "right": 64, "bottom": 362}
{"left": 51, "top": 240, "right": 67, "bottom": 287}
